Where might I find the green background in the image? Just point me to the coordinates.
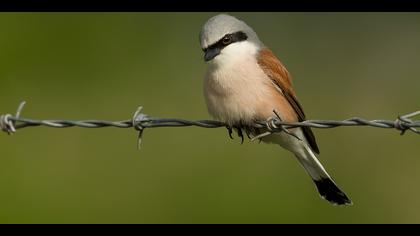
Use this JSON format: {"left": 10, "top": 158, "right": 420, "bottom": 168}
{"left": 0, "top": 13, "right": 419, "bottom": 223}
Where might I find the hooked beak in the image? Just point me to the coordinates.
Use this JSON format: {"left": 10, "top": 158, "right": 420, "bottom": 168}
{"left": 204, "top": 47, "right": 221, "bottom": 62}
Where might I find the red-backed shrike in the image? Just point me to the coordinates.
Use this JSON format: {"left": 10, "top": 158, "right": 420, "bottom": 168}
{"left": 200, "top": 14, "right": 352, "bottom": 205}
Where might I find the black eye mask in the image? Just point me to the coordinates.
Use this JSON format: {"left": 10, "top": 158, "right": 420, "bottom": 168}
{"left": 203, "top": 31, "right": 248, "bottom": 61}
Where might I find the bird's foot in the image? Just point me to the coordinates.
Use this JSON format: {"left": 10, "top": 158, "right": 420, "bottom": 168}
{"left": 234, "top": 126, "right": 245, "bottom": 144}
{"left": 226, "top": 124, "right": 250, "bottom": 144}
{"left": 226, "top": 126, "right": 234, "bottom": 140}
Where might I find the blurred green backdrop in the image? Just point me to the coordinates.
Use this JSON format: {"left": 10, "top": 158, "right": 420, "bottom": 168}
{"left": 0, "top": 13, "right": 420, "bottom": 223}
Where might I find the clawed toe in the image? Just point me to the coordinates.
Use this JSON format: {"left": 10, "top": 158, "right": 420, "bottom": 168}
{"left": 236, "top": 127, "right": 244, "bottom": 144}
{"left": 226, "top": 126, "right": 234, "bottom": 140}
{"left": 226, "top": 124, "right": 248, "bottom": 144}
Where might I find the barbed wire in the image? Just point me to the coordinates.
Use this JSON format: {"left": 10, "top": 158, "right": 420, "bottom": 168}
{"left": 1, "top": 101, "right": 419, "bottom": 149}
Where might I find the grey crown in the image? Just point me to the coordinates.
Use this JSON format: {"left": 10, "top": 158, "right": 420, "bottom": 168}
{"left": 199, "top": 14, "right": 263, "bottom": 50}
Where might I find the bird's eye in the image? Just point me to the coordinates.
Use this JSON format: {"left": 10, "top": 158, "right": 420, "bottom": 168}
{"left": 222, "top": 35, "right": 232, "bottom": 45}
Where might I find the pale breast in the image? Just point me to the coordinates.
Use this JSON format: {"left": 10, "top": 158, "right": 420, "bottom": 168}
{"left": 203, "top": 50, "right": 282, "bottom": 126}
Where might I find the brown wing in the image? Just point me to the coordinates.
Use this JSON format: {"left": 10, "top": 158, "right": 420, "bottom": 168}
{"left": 257, "top": 48, "right": 320, "bottom": 154}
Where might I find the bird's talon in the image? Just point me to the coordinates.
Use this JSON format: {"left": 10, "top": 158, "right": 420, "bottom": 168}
{"left": 236, "top": 127, "right": 244, "bottom": 144}
{"left": 226, "top": 126, "right": 234, "bottom": 140}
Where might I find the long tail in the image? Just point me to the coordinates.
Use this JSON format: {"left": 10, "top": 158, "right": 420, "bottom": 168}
{"left": 295, "top": 143, "right": 352, "bottom": 206}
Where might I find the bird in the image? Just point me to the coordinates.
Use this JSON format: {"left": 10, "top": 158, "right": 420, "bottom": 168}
{"left": 199, "top": 14, "right": 352, "bottom": 206}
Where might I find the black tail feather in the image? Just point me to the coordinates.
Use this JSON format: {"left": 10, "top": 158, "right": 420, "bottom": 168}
{"left": 314, "top": 178, "right": 353, "bottom": 206}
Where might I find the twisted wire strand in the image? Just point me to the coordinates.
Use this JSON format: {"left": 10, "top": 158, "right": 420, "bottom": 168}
{"left": 1, "top": 102, "right": 419, "bottom": 148}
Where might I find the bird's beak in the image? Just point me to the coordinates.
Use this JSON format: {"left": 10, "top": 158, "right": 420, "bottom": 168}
{"left": 204, "top": 47, "right": 221, "bottom": 62}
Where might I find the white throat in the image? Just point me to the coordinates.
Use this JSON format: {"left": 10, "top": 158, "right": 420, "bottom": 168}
{"left": 207, "top": 41, "right": 260, "bottom": 69}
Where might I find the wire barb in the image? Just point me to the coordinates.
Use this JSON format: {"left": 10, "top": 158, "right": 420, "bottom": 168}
{"left": 0, "top": 114, "right": 14, "bottom": 135}
{"left": 396, "top": 110, "right": 420, "bottom": 135}
{"left": 1, "top": 102, "right": 419, "bottom": 149}
{"left": 0, "top": 101, "right": 26, "bottom": 135}
{"left": 132, "top": 106, "right": 147, "bottom": 150}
